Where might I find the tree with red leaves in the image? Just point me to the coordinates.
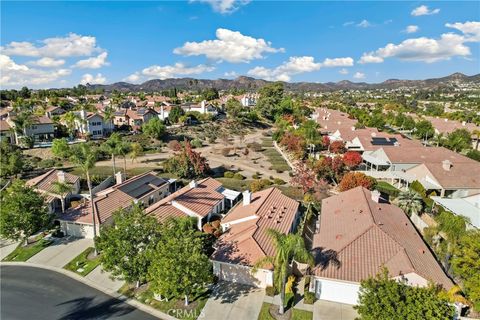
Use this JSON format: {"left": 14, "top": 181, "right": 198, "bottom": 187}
{"left": 338, "top": 172, "right": 376, "bottom": 192}
{"left": 164, "top": 140, "right": 210, "bottom": 178}
{"left": 329, "top": 140, "right": 346, "bottom": 154}
{"left": 343, "top": 151, "right": 362, "bottom": 169}
{"left": 322, "top": 136, "right": 330, "bottom": 149}
{"left": 291, "top": 163, "right": 328, "bottom": 201}
{"left": 280, "top": 132, "right": 306, "bottom": 158}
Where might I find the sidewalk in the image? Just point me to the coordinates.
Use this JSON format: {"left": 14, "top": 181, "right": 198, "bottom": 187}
{"left": 0, "top": 239, "right": 20, "bottom": 260}
{"left": 27, "top": 237, "right": 92, "bottom": 267}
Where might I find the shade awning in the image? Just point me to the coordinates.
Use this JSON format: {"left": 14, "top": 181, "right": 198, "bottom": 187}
{"left": 431, "top": 196, "right": 480, "bottom": 229}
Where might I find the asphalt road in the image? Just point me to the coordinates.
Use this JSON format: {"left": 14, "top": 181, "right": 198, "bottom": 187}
{"left": 0, "top": 265, "right": 159, "bottom": 320}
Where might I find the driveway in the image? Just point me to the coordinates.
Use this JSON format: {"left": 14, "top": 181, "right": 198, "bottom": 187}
{"left": 0, "top": 239, "right": 19, "bottom": 260}
{"left": 313, "top": 300, "right": 358, "bottom": 320}
{"left": 27, "top": 237, "right": 93, "bottom": 267}
{"left": 202, "top": 282, "right": 265, "bottom": 320}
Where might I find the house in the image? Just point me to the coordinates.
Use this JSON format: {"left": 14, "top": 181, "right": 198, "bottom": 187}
{"left": 45, "top": 106, "right": 66, "bottom": 118}
{"left": 27, "top": 169, "right": 81, "bottom": 214}
{"left": 146, "top": 178, "right": 240, "bottom": 230}
{"left": 0, "top": 120, "right": 14, "bottom": 143}
{"left": 425, "top": 116, "right": 480, "bottom": 150}
{"left": 310, "top": 187, "right": 453, "bottom": 305}
{"left": 74, "top": 110, "right": 106, "bottom": 139}
{"left": 58, "top": 172, "right": 172, "bottom": 238}
{"left": 211, "top": 187, "right": 300, "bottom": 288}
{"left": 240, "top": 94, "right": 257, "bottom": 107}
{"left": 181, "top": 100, "right": 218, "bottom": 116}
{"left": 154, "top": 103, "right": 174, "bottom": 121}
{"left": 8, "top": 115, "right": 55, "bottom": 145}
{"left": 431, "top": 193, "right": 480, "bottom": 229}
{"left": 113, "top": 108, "right": 158, "bottom": 130}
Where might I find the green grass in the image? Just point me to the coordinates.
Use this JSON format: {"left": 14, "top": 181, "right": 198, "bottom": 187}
{"left": 2, "top": 239, "right": 53, "bottom": 262}
{"left": 262, "top": 148, "right": 291, "bottom": 172}
{"left": 375, "top": 180, "right": 401, "bottom": 197}
{"left": 258, "top": 303, "right": 313, "bottom": 320}
{"left": 64, "top": 247, "right": 101, "bottom": 276}
{"left": 217, "top": 178, "right": 252, "bottom": 191}
{"left": 68, "top": 166, "right": 154, "bottom": 179}
{"left": 119, "top": 284, "right": 210, "bottom": 320}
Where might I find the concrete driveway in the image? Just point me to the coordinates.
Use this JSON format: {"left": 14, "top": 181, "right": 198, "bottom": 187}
{"left": 0, "top": 239, "right": 20, "bottom": 260}
{"left": 313, "top": 300, "right": 358, "bottom": 320}
{"left": 27, "top": 237, "right": 93, "bottom": 268}
{"left": 202, "top": 282, "right": 265, "bottom": 320}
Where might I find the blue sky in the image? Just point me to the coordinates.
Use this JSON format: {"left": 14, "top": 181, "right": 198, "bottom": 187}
{"left": 1, "top": 1, "right": 479, "bottom": 89}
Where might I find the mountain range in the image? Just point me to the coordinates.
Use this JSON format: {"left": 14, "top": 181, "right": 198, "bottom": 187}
{"left": 87, "top": 73, "right": 480, "bottom": 93}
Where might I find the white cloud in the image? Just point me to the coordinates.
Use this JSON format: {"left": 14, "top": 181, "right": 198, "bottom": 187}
{"left": 339, "top": 68, "right": 349, "bottom": 75}
{"left": 142, "top": 63, "right": 215, "bottom": 79}
{"left": 190, "top": 0, "right": 250, "bottom": 14}
{"left": 1, "top": 33, "right": 101, "bottom": 57}
{"left": 224, "top": 71, "right": 238, "bottom": 78}
{"left": 411, "top": 5, "right": 440, "bottom": 16}
{"left": 357, "top": 20, "right": 372, "bottom": 28}
{"left": 343, "top": 21, "right": 355, "bottom": 27}
{"left": 321, "top": 57, "right": 354, "bottom": 67}
{"left": 404, "top": 25, "right": 419, "bottom": 34}
{"left": 0, "top": 54, "right": 71, "bottom": 87}
{"left": 358, "top": 53, "right": 384, "bottom": 64}
{"left": 28, "top": 57, "right": 65, "bottom": 67}
{"left": 80, "top": 73, "right": 106, "bottom": 85}
{"left": 123, "top": 73, "right": 142, "bottom": 83}
{"left": 173, "top": 28, "right": 284, "bottom": 63}
{"left": 353, "top": 72, "right": 365, "bottom": 79}
{"left": 446, "top": 21, "right": 480, "bottom": 41}
{"left": 74, "top": 52, "right": 109, "bottom": 69}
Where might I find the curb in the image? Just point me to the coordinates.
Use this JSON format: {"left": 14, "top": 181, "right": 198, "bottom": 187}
{"left": 0, "top": 262, "right": 177, "bottom": 320}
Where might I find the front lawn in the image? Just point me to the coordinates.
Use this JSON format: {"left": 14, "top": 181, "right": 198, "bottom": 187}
{"left": 119, "top": 283, "right": 210, "bottom": 320}
{"left": 258, "top": 302, "right": 313, "bottom": 320}
{"left": 2, "top": 239, "right": 53, "bottom": 262}
{"left": 63, "top": 247, "right": 101, "bottom": 276}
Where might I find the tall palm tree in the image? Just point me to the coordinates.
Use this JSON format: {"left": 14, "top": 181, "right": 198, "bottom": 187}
{"left": 62, "top": 111, "right": 80, "bottom": 139}
{"left": 51, "top": 181, "right": 74, "bottom": 213}
{"left": 394, "top": 190, "right": 423, "bottom": 217}
{"left": 102, "top": 106, "right": 115, "bottom": 134}
{"left": 117, "top": 142, "right": 131, "bottom": 175}
{"left": 70, "top": 143, "right": 98, "bottom": 249}
{"left": 254, "top": 230, "right": 314, "bottom": 315}
{"left": 103, "top": 133, "right": 122, "bottom": 176}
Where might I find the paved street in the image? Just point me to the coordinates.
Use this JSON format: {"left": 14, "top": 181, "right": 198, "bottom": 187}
{"left": 202, "top": 282, "right": 265, "bottom": 320}
{"left": 0, "top": 265, "right": 158, "bottom": 320}
{"left": 27, "top": 237, "right": 93, "bottom": 267}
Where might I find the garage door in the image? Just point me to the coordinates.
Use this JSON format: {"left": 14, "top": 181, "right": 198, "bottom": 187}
{"left": 62, "top": 222, "right": 94, "bottom": 239}
{"left": 315, "top": 278, "right": 360, "bottom": 305}
{"left": 215, "top": 262, "right": 271, "bottom": 288}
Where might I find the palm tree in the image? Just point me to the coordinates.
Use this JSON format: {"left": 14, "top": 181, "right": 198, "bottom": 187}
{"left": 472, "top": 129, "right": 480, "bottom": 150}
{"left": 70, "top": 143, "right": 98, "bottom": 250}
{"left": 102, "top": 106, "right": 115, "bottom": 134}
{"left": 103, "top": 133, "right": 122, "bottom": 176}
{"left": 254, "top": 230, "right": 314, "bottom": 315}
{"left": 130, "top": 142, "right": 144, "bottom": 163}
{"left": 62, "top": 111, "right": 80, "bottom": 139}
{"left": 117, "top": 142, "right": 131, "bottom": 175}
{"left": 433, "top": 133, "right": 445, "bottom": 147}
{"left": 51, "top": 181, "right": 74, "bottom": 213}
{"left": 394, "top": 190, "right": 423, "bottom": 217}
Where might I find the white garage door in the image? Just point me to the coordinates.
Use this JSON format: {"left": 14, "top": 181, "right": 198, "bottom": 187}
{"left": 215, "top": 262, "right": 272, "bottom": 288}
{"left": 315, "top": 278, "right": 360, "bottom": 305}
{"left": 62, "top": 222, "right": 94, "bottom": 239}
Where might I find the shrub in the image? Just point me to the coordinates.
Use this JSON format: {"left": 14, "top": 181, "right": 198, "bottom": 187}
{"left": 233, "top": 173, "right": 245, "bottom": 180}
{"left": 409, "top": 180, "right": 426, "bottom": 197}
{"left": 304, "top": 291, "right": 316, "bottom": 304}
{"left": 339, "top": 172, "right": 376, "bottom": 192}
{"left": 247, "top": 142, "right": 263, "bottom": 152}
{"left": 190, "top": 138, "right": 203, "bottom": 148}
{"left": 266, "top": 286, "right": 277, "bottom": 297}
{"left": 167, "top": 140, "right": 182, "bottom": 151}
{"left": 285, "top": 275, "right": 296, "bottom": 294}
{"left": 252, "top": 174, "right": 261, "bottom": 179}
{"left": 211, "top": 220, "right": 221, "bottom": 229}
{"left": 224, "top": 171, "right": 234, "bottom": 178}
{"left": 273, "top": 178, "right": 286, "bottom": 185}
{"left": 250, "top": 179, "right": 273, "bottom": 192}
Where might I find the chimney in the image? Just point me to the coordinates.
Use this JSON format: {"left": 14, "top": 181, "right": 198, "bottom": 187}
{"left": 115, "top": 171, "right": 124, "bottom": 185}
{"left": 351, "top": 126, "right": 355, "bottom": 131}
{"left": 243, "top": 190, "right": 251, "bottom": 206}
{"left": 371, "top": 190, "right": 381, "bottom": 203}
{"left": 442, "top": 160, "right": 452, "bottom": 171}
{"left": 189, "top": 180, "right": 197, "bottom": 189}
{"left": 80, "top": 109, "right": 87, "bottom": 120}
{"left": 57, "top": 170, "right": 66, "bottom": 183}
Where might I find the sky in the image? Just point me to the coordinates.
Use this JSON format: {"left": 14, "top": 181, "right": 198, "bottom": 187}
{"left": 1, "top": 1, "right": 479, "bottom": 89}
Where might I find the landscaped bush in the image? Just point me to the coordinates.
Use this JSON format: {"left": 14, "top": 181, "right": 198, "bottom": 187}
{"left": 224, "top": 171, "right": 234, "bottom": 178}
{"left": 285, "top": 275, "right": 296, "bottom": 294}
{"left": 265, "top": 286, "right": 277, "bottom": 297}
{"left": 190, "top": 138, "right": 203, "bottom": 148}
{"left": 233, "top": 173, "right": 245, "bottom": 180}
{"left": 375, "top": 181, "right": 400, "bottom": 198}
{"left": 273, "top": 178, "right": 286, "bottom": 185}
{"left": 252, "top": 174, "right": 261, "bottom": 179}
{"left": 304, "top": 291, "right": 316, "bottom": 304}
{"left": 250, "top": 179, "right": 273, "bottom": 192}
{"left": 409, "top": 180, "right": 426, "bottom": 197}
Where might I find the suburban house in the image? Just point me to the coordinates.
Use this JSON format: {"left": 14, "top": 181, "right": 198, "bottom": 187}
{"left": 146, "top": 178, "right": 240, "bottom": 230}
{"left": 431, "top": 193, "right": 480, "bottom": 229}
{"left": 154, "top": 103, "right": 173, "bottom": 121}
{"left": 113, "top": 108, "right": 158, "bottom": 130}
{"left": 74, "top": 110, "right": 107, "bottom": 139}
{"left": 310, "top": 187, "right": 453, "bottom": 305}
{"left": 211, "top": 187, "right": 300, "bottom": 288}
{"left": 425, "top": 116, "right": 480, "bottom": 150}
{"left": 7, "top": 115, "right": 55, "bottom": 145}
{"left": 0, "top": 120, "right": 14, "bottom": 143}
{"left": 240, "top": 94, "right": 257, "bottom": 107}
{"left": 27, "top": 169, "right": 81, "bottom": 214}
{"left": 58, "top": 172, "right": 172, "bottom": 238}
{"left": 45, "top": 106, "right": 66, "bottom": 118}
{"left": 181, "top": 100, "right": 218, "bottom": 116}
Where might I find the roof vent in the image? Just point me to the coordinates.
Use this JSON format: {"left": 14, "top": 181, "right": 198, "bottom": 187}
{"left": 189, "top": 180, "right": 197, "bottom": 188}
{"left": 243, "top": 190, "right": 252, "bottom": 206}
{"left": 371, "top": 190, "right": 381, "bottom": 203}
{"left": 442, "top": 160, "right": 452, "bottom": 171}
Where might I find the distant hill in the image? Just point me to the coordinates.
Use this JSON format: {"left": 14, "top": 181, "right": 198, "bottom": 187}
{"left": 86, "top": 73, "right": 480, "bottom": 93}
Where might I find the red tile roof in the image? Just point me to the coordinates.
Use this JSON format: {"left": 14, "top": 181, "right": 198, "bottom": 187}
{"left": 312, "top": 187, "right": 453, "bottom": 289}
{"left": 27, "top": 169, "right": 79, "bottom": 195}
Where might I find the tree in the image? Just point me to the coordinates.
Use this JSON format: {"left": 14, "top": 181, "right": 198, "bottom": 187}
{"left": 0, "top": 180, "right": 51, "bottom": 243}
{"left": 51, "top": 138, "right": 71, "bottom": 159}
{"left": 355, "top": 269, "right": 455, "bottom": 320}
{"left": 451, "top": 230, "right": 480, "bottom": 311}
{"left": 117, "top": 142, "right": 131, "bottom": 174}
{"left": 226, "top": 98, "right": 244, "bottom": 123}
{"left": 130, "top": 142, "right": 144, "bottom": 163}
{"left": 415, "top": 120, "right": 435, "bottom": 141}
{"left": 168, "top": 106, "right": 184, "bottom": 124}
{"left": 254, "top": 230, "right": 314, "bottom": 314}
{"left": 62, "top": 111, "right": 80, "bottom": 139}
{"left": 256, "top": 82, "right": 284, "bottom": 120}
{"left": 142, "top": 118, "right": 166, "bottom": 140}
{"left": 0, "top": 141, "right": 25, "bottom": 178}
{"left": 102, "top": 133, "right": 122, "bottom": 177}
{"left": 96, "top": 205, "right": 161, "bottom": 287}
{"left": 445, "top": 129, "right": 471, "bottom": 152}
{"left": 163, "top": 140, "right": 209, "bottom": 178}
{"left": 343, "top": 151, "right": 362, "bottom": 168}
{"left": 69, "top": 143, "right": 98, "bottom": 244}
{"left": 329, "top": 140, "right": 346, "bottom": 154}
{"left": 148, "top": 217, "right": 213, "bottom": 306}
{"left": 280, "top": 132, "right": 305, "bottom": 158}
{"left": 394, "top": 190, "right": 423, "bottom": 216}
{"left": 338, "top": 172, "right": 376, "bottom": 192}
{"left": 51, "top": 181, "right": 74, "bottom": 213}
{"left": 466, "top": 149, "right": 480, "bottom": 162}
